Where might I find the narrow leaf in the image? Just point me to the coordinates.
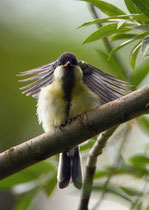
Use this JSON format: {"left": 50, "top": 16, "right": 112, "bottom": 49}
{"left": 120, "top": 186, "right": 142, "bottom": 196}
{"left": 142, "top": 35, "right": 149, "bottom": 57}
{"left": 79, "top": 14, "right": 142, "bottom": 28}
{"left": 81, "top": 0, "right": 125, "bottom": 16}
{"left": 110, "top": 33, "right": 138, "bottom": 42}
{"left": 130, "top": 41, "right": 142, "bottom": 69}
{"left": 129, "top": 154, "right": 149, "bottom": 166}
{"left": 83, "top": 23, "right": 130, "bottom": 44}
{"left": 93, "top": 184, "right": 133, "bottom": 202}
{"left": 124, "top": 0, "right": 142, "bottom": 14}
{"left": 130, "top": 0, "right": 149, "bottom": 18}
{"left": 117, "top": 20, "right": 128, "bottom": 29}
{"left": 109, "top": 33, "right": 147, "bottom": 60}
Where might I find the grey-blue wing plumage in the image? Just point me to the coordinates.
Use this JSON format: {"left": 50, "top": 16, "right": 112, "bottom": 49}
{"left": 17, "top": 60, "right": 58, "bottom": 98}
{"left": 79, "top": 61, "right": 129, "bottom": 105}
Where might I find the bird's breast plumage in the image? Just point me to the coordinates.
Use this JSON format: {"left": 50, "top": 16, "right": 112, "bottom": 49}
{"left": 37, "top": 66, "right": 101, "bottom": 132}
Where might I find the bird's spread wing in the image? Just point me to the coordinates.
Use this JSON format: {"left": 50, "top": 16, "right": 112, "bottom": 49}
{"left": 79, "top": 61, "right": 129, "bottom": 105}
{"left": 17, "top": 60, "right": 58, "bottom": 98}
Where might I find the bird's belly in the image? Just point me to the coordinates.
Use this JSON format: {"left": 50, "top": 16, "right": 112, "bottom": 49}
{"left": 37, "top": 85, "right": 67, "bottom": 132}
{"left": 69, "top": 88, "right": 100, "bottom": 119}
{"left": 37, "top": 83, "right": 100, "bottom": 132}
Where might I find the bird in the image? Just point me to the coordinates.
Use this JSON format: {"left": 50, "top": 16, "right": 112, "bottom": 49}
{"left": 18, "top": 52, "right": 128, "bottom": 189}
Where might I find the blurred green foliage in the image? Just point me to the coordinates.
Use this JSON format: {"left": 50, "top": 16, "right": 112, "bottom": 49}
{"left": 0, "top": 0, "right": 149, "bottom": 210}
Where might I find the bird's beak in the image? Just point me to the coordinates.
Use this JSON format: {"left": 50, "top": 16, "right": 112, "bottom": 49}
{"left": 63, "top": 61, "right": 73, "bottom": 68}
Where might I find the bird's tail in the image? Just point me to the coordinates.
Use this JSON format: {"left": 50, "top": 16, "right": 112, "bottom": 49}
{"left": 57, "top": 146, "right": 82, "bottom": 189}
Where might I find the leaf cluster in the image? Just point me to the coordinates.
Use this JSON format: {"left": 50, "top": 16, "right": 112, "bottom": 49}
{"left": 80, "top": 0, "right": 149, "bottom": 69}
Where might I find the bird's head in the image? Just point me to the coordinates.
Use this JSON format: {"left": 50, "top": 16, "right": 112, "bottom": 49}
{"left": 54, "top": 52, "right": 82, "bottom": 81}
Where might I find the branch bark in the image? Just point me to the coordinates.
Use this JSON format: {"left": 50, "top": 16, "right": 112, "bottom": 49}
{"left": 0, "top": 86, "right": 149, "bottom": 180}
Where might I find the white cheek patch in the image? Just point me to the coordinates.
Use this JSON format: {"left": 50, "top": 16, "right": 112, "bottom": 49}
{"left": 53, "top": 66, "right": 64, "bottom": 80}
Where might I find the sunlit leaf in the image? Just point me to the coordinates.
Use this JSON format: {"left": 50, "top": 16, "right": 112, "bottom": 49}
{"left": 13, "top": 189, "right": 38, "bottom": 210}
{"left": 110, "top": 33, "right": 138, "bottom": 42}
{"left": 130, "top": 41, "right": 142, "bottom": 69}
{"left": 81, "top": 0, "right": 125, "bottom": 16}
{"left": 83, "top": 23, "right": 131, "bottom": 44}
{"left": 117, "top": 20, "right": 128, "bottom": 29}
{"left": 79, "top": 14, "right": 141, "bottom": 28}
{"left": 129, "top": 154, "right": 149, "bottom": 166}
{"left": 130, "top": 0, "right": 149, "bottom": 18}
{"left": 120, "top": 186, "right": 142, "bottom": 196}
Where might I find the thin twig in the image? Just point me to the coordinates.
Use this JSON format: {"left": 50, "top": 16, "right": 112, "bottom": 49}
{"left": 78, "top": 126, "right": 118, "bottom": 210}
{"left": 92, "top": 125, "right": 132, "bottom": 210}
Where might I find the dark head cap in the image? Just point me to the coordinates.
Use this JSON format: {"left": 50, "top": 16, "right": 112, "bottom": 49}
{"left": 57, "top": 52, "right": 78, "bottom": 66}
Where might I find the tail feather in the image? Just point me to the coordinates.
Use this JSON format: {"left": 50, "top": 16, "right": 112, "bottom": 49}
{"left": 57, "top": 152, "right": 71, "bottom": 189}
{"left": 71, "top": 147, "right": 82, "bottom": 189}
{"left": 57, "top": 147, "right": 82, "bottom": 189}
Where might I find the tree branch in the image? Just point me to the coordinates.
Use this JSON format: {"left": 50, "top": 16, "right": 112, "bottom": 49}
{"left": 0, "top": 86, "right": 149, "bottom": 180}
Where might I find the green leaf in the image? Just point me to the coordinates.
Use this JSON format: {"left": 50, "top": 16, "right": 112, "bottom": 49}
{"left": 93, "top": 184, "right": 133, "bottom": 202}
{"left": 130, "top": 0, "right": 149, "bottom": 18}
{"left": 142, "top": 35, "right": 149, "bottom": 56}
{"left": 117, "top": 20, "right": 128, "bottom": 29}
{"left": 0, "top": 171, "right": 36, "bottom": 190}
{"left": 124, "top": 0, "right": 142, "bottom": 14}
{"left": 120, "top": 186, "right": 142, "bottom": 196}
{"left": 79, "top": 14, "right": 141, "bottom": 28}
{"left": 96, "top": 49, "right": 126, "bottom": 79}
{"left": 130, "top": 59, "right": 149, "bottom": 87}
{"left": 110, "top": 33, "right": 138, "bottom": 42}
{"left": 83, "top": 23, "right": 130, "bottom": 44}
{"left": 129, "top": 154, "right": 149, "bottom": 166}
{"left": 130, "top": 41, "right": 142, "bottom": 69}
{"left": 0, "top": 161, "right": 55, "bottom": 190}
{"left": 43, "top": 173, "right": 57, "bottom": 196}
{"left": 108, "top": 32, "right": 147, "bottom": 60}
{"left": 137, "top": 116, "right": 149, "bottom": 135}
{"left": 13, "top": 189, "right": 38, "bottom": 210}
{"left": 81, "top": 0, "right": 125, "bottom": 16}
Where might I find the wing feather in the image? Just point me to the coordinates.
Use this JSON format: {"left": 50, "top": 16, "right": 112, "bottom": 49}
{"left": 17, "top": 61, "right": 58, "bottom": 98}
{"left": 79, "top": 61, "right": 129, "bottom": 104}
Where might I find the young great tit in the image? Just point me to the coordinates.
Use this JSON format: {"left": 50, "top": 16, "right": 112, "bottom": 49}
{"left": 18, "top": 52, "right": 128, "bottom": 189}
